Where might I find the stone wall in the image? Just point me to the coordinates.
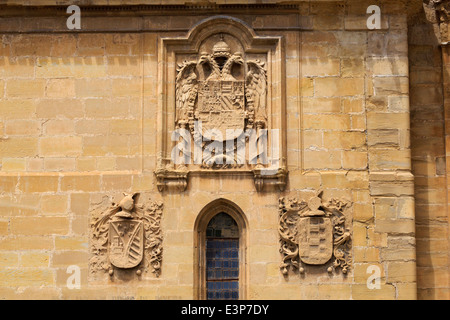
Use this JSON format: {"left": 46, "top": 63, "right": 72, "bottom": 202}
{"left": 0, "top": 0, "right": 441, "bottom": 300}
{"left": 408, "top": 8, "right": 449, "bottom": 300}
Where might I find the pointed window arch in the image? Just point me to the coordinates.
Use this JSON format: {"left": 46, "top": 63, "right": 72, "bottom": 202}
{"left": 194, "top": 199, "right": 248, "bottom": 300}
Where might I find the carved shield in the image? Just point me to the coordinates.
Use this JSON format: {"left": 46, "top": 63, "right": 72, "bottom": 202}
{"left": 197, "top": 80, "right": 245, "bottom": 141}
{"left": 297, "top": 216, "right": 333, "bottom": 265}
{"left": 108, "top": 219, "right": 144, "bottom": 269}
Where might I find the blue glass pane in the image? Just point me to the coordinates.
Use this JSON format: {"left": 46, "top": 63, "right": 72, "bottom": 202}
{"left": 206, "top": 238, "right": 239, "bottom": 300}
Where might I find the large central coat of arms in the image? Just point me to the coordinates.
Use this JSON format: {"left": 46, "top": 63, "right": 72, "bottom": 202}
{"left": 155, "top": 21, "right": 288, "bottom": 192}
{"left": 168, "top": 35, "right": 279, "bottom": 180}
{"left": 176, "top": 36, "right": 267, "bottom": 142}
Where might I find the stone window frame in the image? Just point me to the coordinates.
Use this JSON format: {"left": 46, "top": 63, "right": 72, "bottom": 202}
{"left": 193, "top": 198, "right": 248, "bottom": 300}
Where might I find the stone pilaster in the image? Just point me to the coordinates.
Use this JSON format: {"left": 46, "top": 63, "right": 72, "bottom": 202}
{"left": 424, "top": 0, "right": 450, "bottom": 299}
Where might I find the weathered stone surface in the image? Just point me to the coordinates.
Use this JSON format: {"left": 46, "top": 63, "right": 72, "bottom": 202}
{"left": 0, "top": 0, "right": 443, "bottom": 301}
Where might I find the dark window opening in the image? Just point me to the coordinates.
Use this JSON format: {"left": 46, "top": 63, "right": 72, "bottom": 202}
{"left": 205, "top": 212, "right": 239, "bottom": 300}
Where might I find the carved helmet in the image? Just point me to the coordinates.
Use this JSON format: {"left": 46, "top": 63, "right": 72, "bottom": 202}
{"left": 118, "top": 192, "right": 137, "bottom": 212}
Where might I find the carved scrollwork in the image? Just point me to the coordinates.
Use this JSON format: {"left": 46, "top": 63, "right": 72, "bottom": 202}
{"left": 278, "top": 190, "right": 352, "bottom": 277}
{"left": 90, "top": 193, "right": 164, "bottom": 278}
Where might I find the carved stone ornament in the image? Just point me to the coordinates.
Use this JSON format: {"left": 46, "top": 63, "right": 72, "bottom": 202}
{"left": 90, "top": 193, "right": 163, "bottom": 278}
{"left": 424, "top": 0, "right": 450, "bottom": 44}
{"left": 175, "top": 36, "right": 267, "bottom": 135}
{"left": 278, "top": 190, "right": 352, "bottom": 276}
{"left": 155, "top": 17, "right": 288, "bottom": 192}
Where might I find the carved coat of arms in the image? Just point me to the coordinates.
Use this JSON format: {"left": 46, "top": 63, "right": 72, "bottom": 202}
{"left": 156, "top": 21, "right": 288, "bottom": 192}
{"left": 278, "top": 191, "right": 352, "bottom": 276}
{"left": 90, "top": 193, "right": 163, "bottom": 278}
{"left": 108, "top": 219, "right": 144, "bottom": 269}
{"left": 175, "top": 35, "right": 267, "bottom": 169}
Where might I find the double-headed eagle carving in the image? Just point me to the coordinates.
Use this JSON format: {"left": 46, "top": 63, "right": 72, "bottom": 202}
{"left": 175, "top": 36, "right": 268, "bottom": 132}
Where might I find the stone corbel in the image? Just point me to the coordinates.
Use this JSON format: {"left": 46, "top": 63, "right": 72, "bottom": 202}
{"left": 253, "top": 167, "right": 288, "bottom": 192}
{"left": 155, "top": 168, "right": 188, "bottom": 192}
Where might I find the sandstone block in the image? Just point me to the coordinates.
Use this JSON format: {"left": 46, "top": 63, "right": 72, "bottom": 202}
{"left": 342, "top": 151, "right": 368, "bottom": 169}
{"left": 304, "top": 150, "right": 342, "bottom": 169}
{"left": 51, "top": 251, "right": 89, "bottom": 268}
{"left": 43, "top": 120, "right": 75, "bottom": 135}
{"left": 6, "top": 79, "right": 45, "bottom": 98}
{"left": 45, "top": 79, "right": 76, "bottom": 98}
{"left": 40, "top": 195, "right": 68, "bottom": 215}
{"left": 0, "top": 236, "right": 53, "bottom": 251}
{"left": 39, "top": 136, "right": 82, "bottom": 157}
{"left": 36, "top": 99, "right": 83, "bottom": 119}
{"left": 60, "top": 174, "right": 100, "bottom": 192}
{"left": 352, "top": 284, "right": 396, "bottom": 300}
{"left": 345, "top": 15, "right": 389, "bottom": 30}
{"left": 5, "top": 120, "right": 41, "bottom": 136}
{"left": 0, "top": 137, "right": 38, "bottom": 158}
{"left": 0, "top": 252, "right": 18, "bottom": 267}
{"left": 303, "top": 97, "right": 341, "bottom": 114}
{"left": 20, "top": 252, "right": 50, "bottom": 268}
{"left": 315, "top": 77, "right": 365, "bottom": 97}
{"left": 1, "top": 158, "right": 26, "bottom": 172}
{"left": 386, "top": 261, "right": 416, "bottom": 283}
{"left": 302, "top": 58, "right": 340, "bottom": 77}
{"left": 0, "top": 268, "right": 54, "bottom": 287}
{"left": 11, "top": 217, "right": 69, "bottom": 235}
{"left": 372, "top": 77, "right": 409, "bottom": 96}
{"left": 303, "top": 114, "right": 351, "bottom": 130}
{"left": 369, "top": 149, "right": 411, "bottom": 171}
{"left": 18, "top": 175, "right": 59, "bottom": 193}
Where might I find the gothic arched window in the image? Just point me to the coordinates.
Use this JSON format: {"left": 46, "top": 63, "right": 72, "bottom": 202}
{"left": 194, "top": 199, "right": 248, "bottom": 300}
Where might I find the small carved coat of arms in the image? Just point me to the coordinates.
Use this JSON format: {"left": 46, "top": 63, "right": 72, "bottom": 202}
{"left": 278, "top": 190, "right": 352, "bottom": 276}
{"left": 90, "top": 193, "right": 163, "bottom": 278}
{"left": 108, "top": 219, "right": 144, "bottom": 269}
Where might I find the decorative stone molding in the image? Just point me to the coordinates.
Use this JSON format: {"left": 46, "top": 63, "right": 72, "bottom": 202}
{"left": 278, "top": 190, "right": 352, "bottom": 277}
{"left": 155, "top": 16, "right": 288, "bottom": 192}
{"left": 424, "top": 0, "right": 450, "bottom": 44}
{"left": 155, "top": 167, "right": 188, "bottom": 192}
{"left": 90, "top": 193, "right": 163, "bottom": 278}
{"left": 253, "top": 167, "right": 287, "bottom": 192}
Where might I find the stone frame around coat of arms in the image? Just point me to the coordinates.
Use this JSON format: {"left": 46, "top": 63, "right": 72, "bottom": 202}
{"left": 155, "top": 16, "right": 288, "bottom": 192}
